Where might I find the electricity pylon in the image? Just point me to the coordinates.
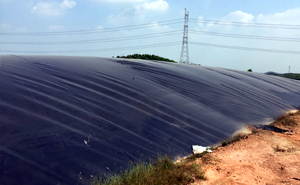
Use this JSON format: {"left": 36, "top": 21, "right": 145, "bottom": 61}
{"left": 179, "top": 8, "right": 189, "bottom": 64}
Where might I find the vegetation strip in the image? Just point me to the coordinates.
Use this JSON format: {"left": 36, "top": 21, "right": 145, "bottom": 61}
{"left": 90, "top": 155, "right": 205, "bottom": 185}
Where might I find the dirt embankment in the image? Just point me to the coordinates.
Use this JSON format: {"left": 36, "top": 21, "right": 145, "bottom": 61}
{"left": 191, "top": 111, "right": 300, "bottom": 185}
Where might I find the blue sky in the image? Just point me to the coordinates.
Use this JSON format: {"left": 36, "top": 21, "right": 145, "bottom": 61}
{"left": 1, "top": 0, "right": 300, "bottom": 73}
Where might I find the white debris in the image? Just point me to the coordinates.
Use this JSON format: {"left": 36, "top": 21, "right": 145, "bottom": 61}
{"left": 84, "top": 135, "right": 91, "bottom": 146}
{"left": 192, "top": 145, "right": 212, "bottom": 155}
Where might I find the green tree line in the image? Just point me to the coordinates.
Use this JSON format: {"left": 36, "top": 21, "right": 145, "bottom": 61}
{"left": 279, "top": 73, "right": 300, "bottom": 80}
{"left": 116, "top": 54, "right": 176, "bottom": 63}
{"left": 266, "top": 72, "right": 300, "bottom": 81}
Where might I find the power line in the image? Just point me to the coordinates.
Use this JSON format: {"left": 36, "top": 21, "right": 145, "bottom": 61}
{"left": 3, "top": 41, "right": 300, "bottom": 55}
{"left": 190, "top": 41, "right": 300, "bottom": 54}
{"left": 0, "top": 19, "right": 183, "bottom": 36}
{"left": 0, "top": 30, "right": 182, "bottom": 45}
{"left": 190, "top": 18, "right": 300, "bottom": 29}
{"left": 3, "top": 30, "right": 300, "bottom": 45}
{"left": 0, "top": 41, "right": 181, "bottom": 53}
{"left": 2, "top": 18, "right": 300, "bottom": 37}
{"left": 189, "top": 30, "right": 300, "bottom": 42}
{"left": 191, "top": 18, "right": 300, "bottom": 27}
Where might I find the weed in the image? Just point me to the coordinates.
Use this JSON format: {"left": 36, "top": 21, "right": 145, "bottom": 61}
{"left": 190, "top": 163, "right": 206, "bottom": 180}
{"left": 251, "top": 129, "right": 259, "bottom": 134}
{"left": 272, "top": 115, "right": 298, "bottom": 127}
{"left": 185, "top": 151, "right": 208, "bottom": 162}
{"left": 282, "top": 118, "right": 298, "bottom": 126}
{"left": 91, "top": 155, "right": 206, "bottom": 185}
{"left": 201, "top": 154, "right": 219, "bottom": 165}
{"left": 273, "top": 145, "right": 296, "bottom": 153}
{"left": 275, "top": 115, "right": 289, "bottom": 122}
{"left": 286, "top": 147, "right": 296, "bottom": 152}
{"left": 210, "top": 146, "right": 219, "bottom": 151}
{"left": 221, "top": 134, "right": 247, "bottom": 147}
{"left": 274, "top": 144, "right": 286, "bottom": 152}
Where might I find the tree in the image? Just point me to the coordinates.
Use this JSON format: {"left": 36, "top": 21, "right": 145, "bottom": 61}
{"left": 248, "top": 69, "right": 253, "bottom": 72}
{"left": 115, "top": 54, "right": 177, "bottom": 63}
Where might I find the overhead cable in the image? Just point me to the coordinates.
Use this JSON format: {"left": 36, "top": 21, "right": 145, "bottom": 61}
{"left": 190, "top": 41, "right": 300, "bottom": 54}
{"left": 190, "top": 18, "right": 300, "bottom": 29}
{"left": 0, "top": 19, "right": 183, "bottom": 36}
{"left": 189, "top": 30, "right": 300, "bottom": 42}
{"left": 0, "top": 41, "right": 182, "bottom": 53}
{"left": 3, "top": 30, "right": 300, "bottom": 45}
{"left": 0, "top": 30, "right": 182, "bottom": 45}
{"left": 2, "top": 41, "right": 300, "bottom": 55}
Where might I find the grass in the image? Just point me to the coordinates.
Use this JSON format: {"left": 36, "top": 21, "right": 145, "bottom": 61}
{"left": 88, "top": 132, "right": 249, "bottom": 185}
{"left": 251, "top": 129, "right": 259, "bottom": 134}
{"left": 272, "top": 114, "right": 298, "bottom": 127}
{"left": 89, "top": 111, "right": 299, "bottom": 185}
{"left": 273, "top": 144, "right": 286, "bottom": 152}
{"left": 185, "top": 151, "right": 209, "bottom": 162}
{"left": 221, "top": 134, "right": 247, "bottom": 147}
{"left": 273, "top": 144, "right": 296, "bottom": 153}
{"left": 90, "top": 155, "right": 206, "bottom": 185}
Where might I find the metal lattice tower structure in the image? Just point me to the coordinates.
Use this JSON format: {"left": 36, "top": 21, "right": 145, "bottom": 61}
{"left": 179, "top": 8, "right": 189, "bottom": 64}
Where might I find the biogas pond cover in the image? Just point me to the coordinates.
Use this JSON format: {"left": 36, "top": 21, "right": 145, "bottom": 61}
{"left": 0, "top": 56, "right": 300, "bottom": 185}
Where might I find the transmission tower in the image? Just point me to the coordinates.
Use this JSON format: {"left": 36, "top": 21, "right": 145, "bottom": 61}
{"left": 179, "top": 8, "right": 189, "bottom": 64}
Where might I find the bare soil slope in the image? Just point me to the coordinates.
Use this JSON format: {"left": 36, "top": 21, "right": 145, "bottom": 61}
{"left": 192, "top": 111, "right": 300, "bottom": 185}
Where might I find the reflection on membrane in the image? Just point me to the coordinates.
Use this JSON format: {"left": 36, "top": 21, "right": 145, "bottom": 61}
{"left": 0, "top": 55, "right": 299, "bottom": 185}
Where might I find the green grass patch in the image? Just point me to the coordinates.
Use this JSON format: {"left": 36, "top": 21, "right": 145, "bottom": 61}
{"left": 272, "top": 114, "right": 298, "bottom": 127}
{"left": 221, "top": 134, "right": 247, "bottom": 147}
{"left": 185, "top": 151, "right": 209, "bottom": 162}
{"left": 90, "top": 155, "right": 205, "bottom": 185}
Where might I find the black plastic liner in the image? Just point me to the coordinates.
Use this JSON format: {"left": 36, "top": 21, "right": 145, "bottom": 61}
{"left": 0, "top": 55, "right": 299, "bottom": 185}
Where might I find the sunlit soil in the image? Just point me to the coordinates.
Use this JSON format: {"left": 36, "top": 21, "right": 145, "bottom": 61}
{"left": 191, "top": 111, "right": 300, "bottom": 185}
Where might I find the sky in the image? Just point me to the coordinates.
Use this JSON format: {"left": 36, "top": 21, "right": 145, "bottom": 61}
{"left": 1, "top": 0, "right": 300, "bottom": 73}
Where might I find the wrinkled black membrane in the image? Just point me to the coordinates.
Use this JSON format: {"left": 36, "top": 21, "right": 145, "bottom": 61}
{"left": 0, "top": 55, "right": 299, "bottom": 185}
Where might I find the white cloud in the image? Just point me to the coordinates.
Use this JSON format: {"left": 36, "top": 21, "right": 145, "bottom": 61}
{"left": 142, "top": 0, "right": 169, "bottom": 11}
{"left": 192, "top": 8, "right": 300, "bottom": 73}
{"left": 255, "top": 7, "right": 300, "bottom": 24}
{"left": 135, "top": 0, "right": 169, "bottom": 13}
{"left": 199, "top": 8, "right": 300, "bottom": 30}
{"left": 0, "top": 23, "right": 11, "bottom": 29}
{"left": 49, "top": 25, "right": 64, "bottom": 30}
{"left": 134, "top": 0, "right": 169, "bottom": 20}
{"left": 222, "top": 10, "right": 254, "bottom": 23}
{"left": 95, "top": 0, "right": 145, "bottom": 2}
{"left": 148, "top": 21, "right": 168, "bottom": 30}
{"left": 31, "top": 0, "right": 76, "bottom": 16}
{"left": 100, "top": 0, "right": 169, "bottom": 25}
{"left": 16, "top": 27, "right": 28, "bottom": 32}
{"left": 107, "top": 14, "right": 129, "bottom": 25}
{"left": 96, "top": 25, "right": 104, "bottom": 29}
{"left": 197, "top": 16, "right": 204, "bottom": 27}
{"left": 61, "top": 0, "right": 76, "bottom": 8}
